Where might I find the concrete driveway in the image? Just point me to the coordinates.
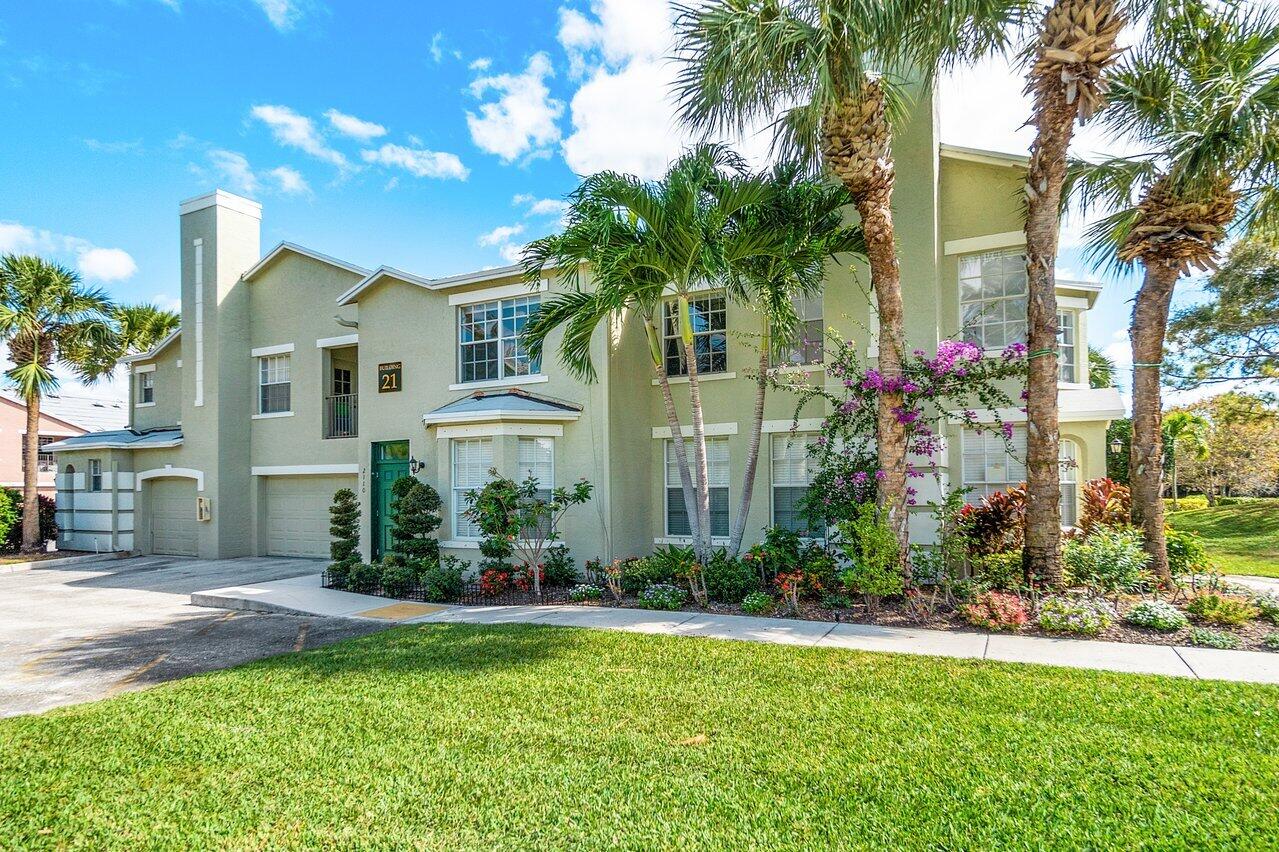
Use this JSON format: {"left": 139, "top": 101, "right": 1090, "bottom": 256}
{"left": 0, "top": 555, "right": 388, "bottom": 718}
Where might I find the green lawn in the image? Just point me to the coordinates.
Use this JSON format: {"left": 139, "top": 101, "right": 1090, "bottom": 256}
{"left": 2, "top": 625, "right": 1277, "bottom": 849}
{"left": 1167, "top": 497, "right": 1279, "bottom": 578}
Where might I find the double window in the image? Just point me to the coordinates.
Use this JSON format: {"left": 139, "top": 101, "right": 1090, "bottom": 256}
{"left": 960, "top": 250, "right": 1027, "bottom": 350}
{"left": 772, "top": 292, "right": 824, "bottom": 366}
{"left": 258, "top": 354, "right": 291, "bottom": 414}
{"left": 771, "top": 433, "right": 819, "bottom": 536}
{"left": 458, "top": 295, "right": 541, "bottom": 384}
{"left": 138, "top": 371, "right": 155, "bottom": 404}
{"left": 961, "top": 427, "right": 1080, "bottom": 527}
{"left": 663, "top": 295, "right": 727, "bottom": 376}
{"left": 664, "top": 437, "right": 729, "bottom": 538}
{"left": 451, "top": 437, "right": 493, "bottom": 539}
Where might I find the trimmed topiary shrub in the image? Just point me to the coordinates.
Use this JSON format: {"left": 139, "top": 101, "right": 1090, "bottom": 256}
{"left": 1124, "top": 600, "right": 1189, "bottom": 632}
{"left": 328, "top": 488, "right": 360, "bottom": 587}
{"left": 1036, "top": 595, "right": 1116, "bottom": 637}
{"left": 389, "top": 476, "right": 443, "bottom": 561}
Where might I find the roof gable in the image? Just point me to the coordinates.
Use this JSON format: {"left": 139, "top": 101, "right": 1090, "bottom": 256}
{"left": 242, "top": 241, "right": 370, "bottom": 283}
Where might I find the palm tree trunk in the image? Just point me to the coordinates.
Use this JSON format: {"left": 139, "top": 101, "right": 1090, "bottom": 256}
{"left": 729, "top": 343, "right": 770, "bottom": 556}
{"left": 1170, "top": 448, "right": 1179, "bottom": 511}
{"left": 682, "top": 336, "right": 713, "bottom": 560}
{"left": 1130, "top": 260, "right": 1180, "bottom": 586}
{"left": 653, "top": 357, "right": 702, "bottom": 554}
{"left": 21, "top": 393, "right": 42, "bottom": 553}
{"left": 1022, "top": 81, "right": 1076, "bottom": 589}
{"left": 857, "top": 192, "right": 910, "bottom": 580}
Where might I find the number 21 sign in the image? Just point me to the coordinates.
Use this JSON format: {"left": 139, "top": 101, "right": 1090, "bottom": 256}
{"left": 378, "top": 362, "right": 402, "bottom": 393}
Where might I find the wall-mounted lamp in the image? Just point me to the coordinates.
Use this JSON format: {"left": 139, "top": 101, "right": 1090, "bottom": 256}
{"left": 1109, "top": 437, "right": 1124, "bottom": 455}
{"left": 409, "top": 456, "right": 426, "bottom": 475}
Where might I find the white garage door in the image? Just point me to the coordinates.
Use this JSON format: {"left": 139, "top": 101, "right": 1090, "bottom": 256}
{"left": 266, "top": 476, "right": 353, "bottom": 558}
{"left": 150, "top": 479, "right": 198, "bottom": 557}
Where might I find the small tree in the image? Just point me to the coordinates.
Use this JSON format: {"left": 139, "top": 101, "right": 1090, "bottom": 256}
{"left": 389, "top": 476, "right": 442, "bottom": 561}
{"left": 328, "top": 488, "right": 360, "bottom": 585}
{"left": 467, "top": 469, "right": 593, "bottom": 596}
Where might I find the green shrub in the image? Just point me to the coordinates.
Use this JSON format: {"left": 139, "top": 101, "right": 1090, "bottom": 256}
{"left": 820, "top": 593, "right": 852, "bottom": 609}
{"left": 1036, "top": 595, "right": 1116, "bottom": 637}
{"left": 418, "top": 556, "right": 466, "bottom": 603}
{"left": 0, "top": 489, "right": 18, "bottom": 548}
{"left": 327, "top": 488, "right": 360, "bottom": 585}
{"left": 1125, "top": 600, "right": 1189, "bottom": 632}
{"left": 703, "top": 550, "right": 758, "bottom": 603}
{"left": 800, "top": 546, "right": 840, "bottom": 597}
{"left": 741, "top": 591, "right": 773, "bottom": 615}
{"left": 569, "top": 583, "right": 603, "bottom": 602}
{"left": 389, "top": 476, "right": 443, "bottom": 561}
{"left": 837, "top": 503, "right": 903, "bottom": 612}
{"left": 346, "top": 563, "right": 380, "bottom": 594}
{"left": 542, "top": 545, "right": 577, "bottom": 587}
{"left": 637, "top": 583, "right": 687, "bottom": 611}
{"left": 1186, "top": 593, "right": 1259, "bottom": 626}
{"left": 1189, "top": 627, "right": 1241, "bottom": 650}
{"left": 1063, "top": 527, "right": 1151, "bottom": 595}
{"left": 2, "top": 489, "right": 56, "bottom": 552}
{"left": 1164, "top": 526, "right": 1210, "bottom": 576}
{"left": 1252, "top": 594, "right": 1279, "bottom": 625}
{"left": 1264, "top": 633, "right": 1279, "bottom": 652}
{"left": 622, "top": 556, "right": 678, "bottom": 594}
{"left": 970, "top": 550, "right": 1023, "bottom": 591}
{"left": 959, "top": 591, "right": 1028, "bottom": 631}
{"left": 378, "top": 560, "right": 418, "bottom": 598}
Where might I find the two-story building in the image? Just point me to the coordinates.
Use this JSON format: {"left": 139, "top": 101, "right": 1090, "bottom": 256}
{"left": 48, "top": 100, "right": 1124, "bottom": 562}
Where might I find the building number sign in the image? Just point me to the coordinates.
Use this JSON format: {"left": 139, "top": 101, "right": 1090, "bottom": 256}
{"left": 378, "top": 362, "right": 402, "bottom": 393}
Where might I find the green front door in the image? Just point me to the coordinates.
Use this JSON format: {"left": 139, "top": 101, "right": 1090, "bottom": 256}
{"left": 371, "top": 440, "right": 411, "bottom": 561}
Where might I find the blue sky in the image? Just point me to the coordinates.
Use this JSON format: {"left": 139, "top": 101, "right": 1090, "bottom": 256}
{"left": 0, "top": 0, "right": 1212, "bottom": 403}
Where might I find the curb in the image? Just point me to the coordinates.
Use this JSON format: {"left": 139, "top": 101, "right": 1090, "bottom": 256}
{"left": 0, "top": 550, "right": 134, "bottom": 574}
{"left": 189, "top": 591, "right": 319, "bottom": 617}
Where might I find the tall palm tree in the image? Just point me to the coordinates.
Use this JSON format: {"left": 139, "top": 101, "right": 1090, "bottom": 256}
{"left": 1067, "top": 4, "right": 1279, "bottom": 582}
{"left": 521, "top": 145, "right": 781, "bottom": 560}
{"left": 113, "top": 304, "right": 179, "bottom": 355}
{"left": 0, "top": 255, "right": 118, "bottom": 551}
{"left": 1162, "top": 410, "right": 1208, "bottom": 510}
{"left": 724, "top": 163, "right": 865, "bottom": 555}
{"left": 1088, "top": 345, "right": 1118, "bottom": 388}
{"left": 674, "top": 0, "right": 1028, "bottom": 565}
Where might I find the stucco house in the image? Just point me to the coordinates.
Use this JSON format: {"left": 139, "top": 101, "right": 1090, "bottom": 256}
{"left": 48, "top": 101, "right": 1123, "bottom": 561}
{"left": 0, "top": 393, "right": 127, "bottom": 497}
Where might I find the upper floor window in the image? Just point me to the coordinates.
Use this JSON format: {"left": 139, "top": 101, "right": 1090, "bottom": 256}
{"left": 88, "top": 458, "right": 103, "bottom": 492}
{"left": 258, "top": 354, "right": 292, "bottom": 414}
{"left": 458, "top": 296, "right": 541, "bottom": 384}
{"left": 1058, "top": 311, "right": 1078, "bottom": 383}
{"left": 960, "top": 250, "right": 1027, "bottom": 350}
{"left": 772, "top": 292, "right": 824, "bottom": 367}
{"left": 663, "top": 295, "right": 726, "bottom": 376}
{"left": 331, "top": 367, "right": 353, "bottom": 397}
{"left": 138, "top": 371, "right": 155, "bottom": 404}
{"left": 665, "top": 437, "right": 729, "bottom": 538}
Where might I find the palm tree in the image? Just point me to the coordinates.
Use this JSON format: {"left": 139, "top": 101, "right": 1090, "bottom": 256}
{"left": 1088, "top": 345, "right": 1118, "bottom": 388}
{"left": 0, "top": 255, "right": 118, "bottom": 551}
{"left": 1162, "top": 410, "right": 1208, "bottom": 510}
{"left": 1067, "top": 4, "right": 1279, "bottom": 583}
{"left": 673, "top": 0, "right": 1028, "bottom": 565}
{"left": 113, "top": 304, "right": 179, "bottom": 355}
{"left": 521, "top": 145, "right": 781, "bottom": 560}
{"left": 724, "top": 163, "right": 865, "bottom": 555}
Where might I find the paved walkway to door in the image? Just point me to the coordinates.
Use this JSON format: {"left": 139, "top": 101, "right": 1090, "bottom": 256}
{"left": 0, "top": 556, "right": 388, "bottom": 717}
{"left": 193, "top": 573, "right": 1279, "bottom": 685}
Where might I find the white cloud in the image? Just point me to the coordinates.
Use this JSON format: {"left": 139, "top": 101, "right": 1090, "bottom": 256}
{"left": 0, "top": 220, "right": 137, "bottom": 283}
{"left": 250, "top": 104, "right": 349, "bottom": 171}
{"left": 324, "top": 108, "right": 386, "bottom": 141}
{"left": 498, "top": 242, "right": 527, "bottom": 264}
{"left": 513, "top": 194, "right": 570, "bottom": 221}
{"left": 251, "top": 0, "right": 303, "bottom": 32}
{"left": 77, "top": 247, "right": 137, "bottom": 282}
{"left": 268, "top": 165, "right": 311, "bottom": 195}
{"left": 430, "top": 32, "right": 445, "bottom": 63}
{"left": 151, "top": 292, "right": 182, "bottom": 312}
{"left": 469, "top": 57, "right": 492, "bottom": 71}
{"left": 558, "top": 0, "right": 669, "bottom": 77}
{"left": 360, "top": 144, "right": 470, "bottom": 180}
{"left": 208, "top": 149, "right": 259, "bottom": 193}
{"left": 467, "top": 52, "right": 564, "bottom": 163}
{"left": 478, "top": 224, "right": 525, "bottom": 246}
{"left": 84, "top": 138, "right": 142, "bottom": 154}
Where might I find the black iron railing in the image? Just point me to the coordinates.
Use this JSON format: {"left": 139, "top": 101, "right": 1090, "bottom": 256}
{"left": 323, "top": 393, "right": 358, "bottom": 438}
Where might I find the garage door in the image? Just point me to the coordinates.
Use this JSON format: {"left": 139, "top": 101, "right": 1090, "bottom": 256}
{"left": 150, "top": 479, "right": 198, "bottom": 557}
{"left": 266, "top": 476, "right": 354, "bottom": 558}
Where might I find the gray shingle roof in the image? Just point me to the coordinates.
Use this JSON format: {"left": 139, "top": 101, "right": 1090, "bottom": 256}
{"left": 43, "top": 428, "right": 182, "bottom": 452}
{"left": 423, "top": 389, "right": 582, "bottom": 425}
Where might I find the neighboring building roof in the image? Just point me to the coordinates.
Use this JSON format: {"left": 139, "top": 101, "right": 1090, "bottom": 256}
{"left": 44, "top": 427, "right": 183, "bottom": 452}
{"left": 118, "top": 326, "right": 181, "bottom": 364}
{"left": 337, "top": 262, "right": 529, "bottom": 306}
{"left": 0, "top": 392, "right": 129, "bottom": 433}
{"left": 422, "top": 388, "right": 583, "bottom": 426}
{"left": 242, "top": 241, "right": 371, "bottom": 282}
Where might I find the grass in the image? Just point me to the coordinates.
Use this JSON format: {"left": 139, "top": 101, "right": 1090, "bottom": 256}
{"left": 2, "top": 624, "right": 1278, "bottom": 849}
{"left": 1166, "top": 496, "right": 1279, "bottom": 578}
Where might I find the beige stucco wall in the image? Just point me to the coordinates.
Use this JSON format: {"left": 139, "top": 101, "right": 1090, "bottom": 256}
{"left": 129, "top": 338, "right": 182, "bottom": 431}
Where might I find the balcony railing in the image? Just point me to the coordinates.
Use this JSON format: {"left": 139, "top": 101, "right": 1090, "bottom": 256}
{"left": 324, "top": 393, "right": 358, "bottom": 439}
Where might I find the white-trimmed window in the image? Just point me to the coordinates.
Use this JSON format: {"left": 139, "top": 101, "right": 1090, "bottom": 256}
{"left": 451, "top": 437, "right": 493, "bottom": 539}
{"left": 771, "top": 433, "right": 818, "bottom": 535}
{"left": 139, "top": 371, "right": 155, "bottom": 404}
{"left": 1060, "top": 439, "right": 1079, "bottom": 527}
{"left": 962, "top": 427, "right": 1078, "bottom": 525}
{"left": 457, "top": 296, "right": 541, "bottom": 384}
{"left": 960, "top": 250, "right": 1027, "bottom": 350}
{"left": 1058, "top": 311, "right": 1078, "bottom": 383}
{"left": 665, "top": 437, "right": 729, "bottom": 537}
{"left": 258, "top": 354, "right": 291, "bottom": 414}
{"left": 518, "top": 436, "right": 554, "bottom": 538}
{"left": 88, "top": 459, "right": 103, "bottom": 492}
{"left": 663, "top": 295, "right": 727, "bottom": 376}
{"left": 772, "top": 291, "right": 824, "bottom": 366}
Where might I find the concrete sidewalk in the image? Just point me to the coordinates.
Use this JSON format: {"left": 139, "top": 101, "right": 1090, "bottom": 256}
{"left": 193, "top": 574, "right": 1279, "bottom": 685}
